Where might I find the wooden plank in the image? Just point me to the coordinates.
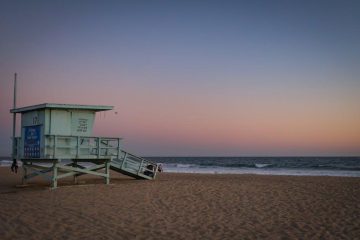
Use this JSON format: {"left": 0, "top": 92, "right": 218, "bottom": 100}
{"left": 22, "top": 158, "right": 60, "bottom": 163}
{"left": 57, "top": 165, "right": 107, "bottom": 177}
{"left": 56, "top": 165, "right": 106, "bottom": 179}
{"left": 23, "top": 164, "right": 51, "bottom": 171}
{"left": 24, "top": 167, "right": 53, "bottom": 181}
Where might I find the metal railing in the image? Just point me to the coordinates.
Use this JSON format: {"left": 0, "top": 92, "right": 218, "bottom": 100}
{"left": 14, "top": 134, "right": 158, "bottom": 179}
{"left": 44, "top": 135, "right": 122, "bottom": 159}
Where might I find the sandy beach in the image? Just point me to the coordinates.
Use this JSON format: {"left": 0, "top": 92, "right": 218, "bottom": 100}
{"left": 0, "top": 168, "right": 359, "bottom": 240}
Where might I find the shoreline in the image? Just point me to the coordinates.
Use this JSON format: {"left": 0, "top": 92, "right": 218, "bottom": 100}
{"left": 1, "top": 165, "right": 359, "bottom": 178}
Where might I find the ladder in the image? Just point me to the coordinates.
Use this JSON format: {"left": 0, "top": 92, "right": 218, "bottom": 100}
{"left": 110, "top": 150, "right": 158, "bottom": 180}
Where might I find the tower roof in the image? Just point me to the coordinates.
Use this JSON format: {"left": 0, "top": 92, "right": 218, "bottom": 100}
{"left": 10, "top": 103, "right": 114, "bottom": 113}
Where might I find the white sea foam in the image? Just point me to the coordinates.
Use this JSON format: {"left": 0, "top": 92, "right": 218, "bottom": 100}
{"left": 161, "top": 164, "right": 360, "bottom": 177}
{"left": 255, "top": 163, "right": 272, "bottom": 168}
{"left": 176, "top": 164, "right": 196, "bottom": 168}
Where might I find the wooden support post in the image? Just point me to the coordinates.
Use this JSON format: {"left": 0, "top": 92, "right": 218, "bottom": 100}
{"left": 153, "top": 164, "right": 158, "bottom": 179}
{"left": 51, "top": 161, "right": 58, "bottom": 189}
{"left": 73, "top": 175, "right": 78, "bottom": 184}
{"left": 22, "top": 162, "right": 27, "bottom": 185}
{"left": 105, "top": 160, "right": 110, "bottom": 184}
{"left": 53, "top": 136, "right": 57, "bottom": 158}
{"left": 73, "top": 171, "right": 78, "bottom": 183}
{"left": 73, "top": 160, "right": 78, "bottom": 184}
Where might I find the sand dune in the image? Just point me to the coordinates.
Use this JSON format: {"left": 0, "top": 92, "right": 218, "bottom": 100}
{"left": 0, "top": 168, "right": 359, "bottom": 239}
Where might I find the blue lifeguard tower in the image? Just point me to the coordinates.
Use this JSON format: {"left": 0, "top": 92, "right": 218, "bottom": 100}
{"left": 10, "top": 103, "right": 158, "bottom": 188}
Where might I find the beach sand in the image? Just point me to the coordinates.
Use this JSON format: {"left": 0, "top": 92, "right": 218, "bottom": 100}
{"left": 0, "top": 168, "right": 359, "bottom": 240}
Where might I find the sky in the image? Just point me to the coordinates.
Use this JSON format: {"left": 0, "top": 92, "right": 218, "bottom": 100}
{"left": 0, "top": 0, "right": 359, "bottom": 156}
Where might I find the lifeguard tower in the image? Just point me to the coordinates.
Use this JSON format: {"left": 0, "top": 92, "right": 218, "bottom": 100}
{"left": 11, "top": 103, "right": 158, "bottom": 188}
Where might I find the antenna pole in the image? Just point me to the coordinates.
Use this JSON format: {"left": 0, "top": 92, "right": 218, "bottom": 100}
{"left": 13, "top": 73, "right": 17, "bottom": 108}
{"left": 11, "top": 73, "right": 18, "bottom": 173}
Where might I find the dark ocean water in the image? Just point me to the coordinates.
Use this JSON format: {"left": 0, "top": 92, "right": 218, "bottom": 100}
{"left": 146, "top": 157, "right": 360, "bottom": 177}
{"left": 1, "top": 157, "right": 359, "bottom": 177}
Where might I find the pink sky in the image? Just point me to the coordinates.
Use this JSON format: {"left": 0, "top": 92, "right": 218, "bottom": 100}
{"left": 0, "top": 73, "right": 359, "bottom": 156}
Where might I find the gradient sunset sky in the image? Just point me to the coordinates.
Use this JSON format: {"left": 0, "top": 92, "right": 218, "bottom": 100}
{"left": 0, "top": 0, "right": 359, "bottom": 156}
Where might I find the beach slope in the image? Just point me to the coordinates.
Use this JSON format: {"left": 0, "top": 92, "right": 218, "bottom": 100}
{"left": 0, "top": 168, "right": 359, "bottom": 239}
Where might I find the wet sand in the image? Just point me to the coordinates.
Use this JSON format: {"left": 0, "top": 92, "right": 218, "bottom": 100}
{"left": 0, "top": 168, "right": 359, "bottom": 239}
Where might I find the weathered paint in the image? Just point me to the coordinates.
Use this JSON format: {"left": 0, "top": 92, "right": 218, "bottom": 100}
{"left": 13, "top": 103, "right": 112, "bottom": 159}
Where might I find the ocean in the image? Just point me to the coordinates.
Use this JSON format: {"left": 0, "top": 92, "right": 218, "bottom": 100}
{"left": 1, "top": 157, "right": 359, "bottom": 177}
{"left": 146, "top": 157, "right": 360, "bottom": 177}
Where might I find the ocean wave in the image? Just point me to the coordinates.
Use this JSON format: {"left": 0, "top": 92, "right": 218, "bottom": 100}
{"left": 199, "top": 163, "right": 255, "bottom": 168}
{"left": 176, "top": 164, "right": 197, "bottom": 168}
{"left": 313, "top": 164, "right": 360, "bottom": 171}
{"left": 255, "top": 163, "right": 273, "bottom": 168}
{"left": 163, "top": 163, "right": 199, "bottom": 168}
{"left": 161, "top": 164, "right": 360, "bottom": 177}
{"left": 144, "top": 157, "right": 360, "bottom": 177}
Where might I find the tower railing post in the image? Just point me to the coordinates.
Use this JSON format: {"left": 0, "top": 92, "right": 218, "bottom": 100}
{"left": 117, "top": 138, "right": 120, "bottom": 159}
{"left": 76, "top": 136, "right": 79, "bottom": 158}
{"left": 97, "top": 137, "right": 100, "bottom": 158}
